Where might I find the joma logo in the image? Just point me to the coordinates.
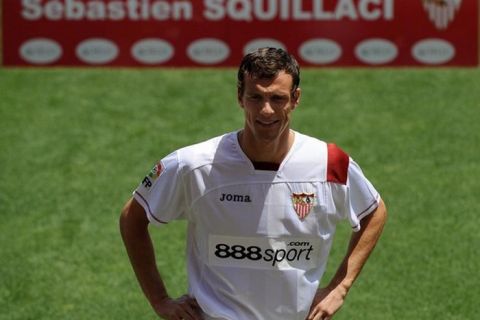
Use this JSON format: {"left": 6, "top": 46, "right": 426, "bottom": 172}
{"left": 219, "top": 193, "right": 252, "bottom": 202}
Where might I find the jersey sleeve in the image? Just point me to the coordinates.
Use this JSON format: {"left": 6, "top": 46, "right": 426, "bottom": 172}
{"left": 133, "top": 151, "right": 187, "bottom": 226}
{"left": 344, "top": 159, "right": 381, "bottom": 232}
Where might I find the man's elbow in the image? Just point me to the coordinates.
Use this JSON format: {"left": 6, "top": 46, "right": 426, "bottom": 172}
{"left": 378, "top": 199, "right": 387, "bottom": 220}
{"left": 372, "top": 199, "right": 388, "bottom": 230}
{"left": 119, "top": 199, "right": 132, "bottom": 237}
{"left": 119, "top": 198, "right": 149, "bottom": 236}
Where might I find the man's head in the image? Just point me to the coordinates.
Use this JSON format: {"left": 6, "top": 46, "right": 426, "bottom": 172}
{"left": 237, "top": 47, "right": 300, "bottom": 98}
{"left": 237, "top": 48, "right": 301, "bottom": 147}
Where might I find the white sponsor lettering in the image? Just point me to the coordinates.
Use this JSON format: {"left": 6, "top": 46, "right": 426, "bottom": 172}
{"left": 254, "top": 0, "right": 277, "bottom": 20}
{"left": 22, "top": 0, "right": 394, "bottom": 21}
{"left": 187, "top": 38, "right": 230, "bottom": 65}
{"left": 335, "top": 0, "right": 357, "bottom": 19}
{"left": 131, "top": 39, "right": 174, "bottom": 64}
{"left": 20, "top": 38, "right": 62, "bottom": 64}
{"left": 76, "top": 38, "right": 119, "bottom": 64}
{"left": 299, "top": 39, "right": 342, "bottom": 64}
{"left": 66, "top": 0, "right": 85, "bottom": 20}
{"left": 359, "top": 0, "right": 388, "bottom": 20}
{"left": 22, "top": 0, "right": 43, "bottom": 20}
{"left": 21, "top": 0, "right": 193, "bottom": 21}
{"left": 208, "top": 235, "right": 321, "bottom": 270}
{"left": 355, "top": 38, "right": 398, "bottom": 65}
{"left": 203, "top": 0, "right": 394, "bottom": 21}
{"left": 243, "top": 38, "right": 286, "bottom": 55}
{"left": 293, "top": 0, "right": 311, "bottom": 20}
{"left": 412, "top": 39, "right": 455, "bottom": 65}
{"left": 203, "top": 0, "right": 224, "bottom": 20}
{"left": 229, "top": 0, "right": 253, "bottom": 21}
{"left": 44, "top": 0, "right": 63, "bottom": 20}
{"left": 22, "top": 0, "right": 394, "bottom": 22}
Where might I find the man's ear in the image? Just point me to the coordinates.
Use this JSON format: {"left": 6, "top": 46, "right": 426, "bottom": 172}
{"left": 237, "top": 89, "right": 244, "bottom": 108}
{"left": 292, "top": 88, "right": 301, "bottom": 108}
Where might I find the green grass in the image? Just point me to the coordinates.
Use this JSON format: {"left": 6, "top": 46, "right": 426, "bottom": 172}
{"left": 0, "top": 68, "right": 479, "bottom": 319}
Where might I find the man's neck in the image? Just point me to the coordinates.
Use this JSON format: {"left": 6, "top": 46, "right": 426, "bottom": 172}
{"left": 238, "top": 129, "right": 295, "bottom": 164}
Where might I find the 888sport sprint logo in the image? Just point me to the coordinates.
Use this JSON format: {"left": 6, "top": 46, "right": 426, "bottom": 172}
{"left": 208, "top": 235, "right": 322, "bottom": 270}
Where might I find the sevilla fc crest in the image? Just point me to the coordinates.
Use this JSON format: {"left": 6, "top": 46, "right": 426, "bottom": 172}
{"left": 422, "top": 0, "right": 462, "bottom": 30}
{"left": 291, "top": 193, "right": 315, "bottom": 220}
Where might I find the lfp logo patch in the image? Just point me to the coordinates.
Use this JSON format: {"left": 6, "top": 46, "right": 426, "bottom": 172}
{"left": 148, "top": 162, "right": 164, "bottom": 180}
{"left": 142, "top": 162, "right": 164, "bottom": 188}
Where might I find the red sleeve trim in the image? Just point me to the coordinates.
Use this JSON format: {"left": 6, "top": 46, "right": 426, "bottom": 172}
{"left": 327, "top": 143, "right": 349, "bottom": 185}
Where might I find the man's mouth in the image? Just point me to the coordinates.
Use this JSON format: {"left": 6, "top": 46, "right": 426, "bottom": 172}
{"left": 256, "top": 119, "right": 279, "bottom": 127}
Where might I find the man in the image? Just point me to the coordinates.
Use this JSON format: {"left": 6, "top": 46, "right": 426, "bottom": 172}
{"left": 120, "top": 47, "right": 387, "bottom": 320}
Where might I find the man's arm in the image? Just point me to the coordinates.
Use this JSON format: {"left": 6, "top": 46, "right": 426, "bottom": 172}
{"left": 307, "top": 199, "right": 387, "bottom": 320}
{"left": 119, "top": 197, "right": 202, "bottom": 320}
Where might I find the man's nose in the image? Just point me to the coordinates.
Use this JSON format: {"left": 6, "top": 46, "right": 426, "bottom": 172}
{"left": 260, "top": 100, "right": 275, "bottom": 116}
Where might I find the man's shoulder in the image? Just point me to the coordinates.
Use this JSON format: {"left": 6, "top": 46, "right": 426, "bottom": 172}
{"left": 325, "top": 143, "right": 350, "bottom": 185}
{"left": 292, "top": 131, "right": 328, "bottom": 157}
{"left": 295, "top": 131, "right": 326, "bottom": 146}
{"left": 292, "top": 131, "right": 350, "bottom": 184}
{"left": 176, "top": 132, "right": 238, "bottom": 170}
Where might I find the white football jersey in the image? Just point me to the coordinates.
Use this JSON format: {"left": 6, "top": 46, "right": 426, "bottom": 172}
{"left": 134, "top": 131, "right": 380, "bottom": 320}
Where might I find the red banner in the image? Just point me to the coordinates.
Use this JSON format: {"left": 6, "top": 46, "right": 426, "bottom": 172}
{"left": 1, "top": 0, "right": 478, "bottom": 67}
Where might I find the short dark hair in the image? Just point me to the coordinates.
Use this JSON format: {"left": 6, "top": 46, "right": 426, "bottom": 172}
{"left": 237, "top": 47, "right": 300, "bottom": 96}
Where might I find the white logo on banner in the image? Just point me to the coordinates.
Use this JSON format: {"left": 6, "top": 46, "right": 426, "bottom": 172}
{"left": 76, "top": 38, "right": 119, "bottom": 64}
{"left": 355, "top": 38, "right": 398, "bottom": 65}
{"left": 299, "top": 39, "right": 342, "bottom": 65}
{"left": 423, "top": 0, "right": 462, "bottom": 30}
{"left": 187, "top": 39, "right": 230, "bottom": 65}
{"left": 412, "top": 38, "right": 455, "bottom": 64}
{"left": 131, "top": 39, "right": 174, "bottom": 64}
{"left": 20, "top": 38, "right": 62, "bottom": 64}
{"left": 243, "top": 39, "right": 286, "bottom": 55}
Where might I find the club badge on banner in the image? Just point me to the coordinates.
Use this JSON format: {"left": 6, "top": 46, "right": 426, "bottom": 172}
{"left": 1, "top": 0, "right": 478, "bottom": 67}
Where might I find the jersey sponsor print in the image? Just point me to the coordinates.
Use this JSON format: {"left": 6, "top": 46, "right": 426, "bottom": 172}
{"left": 208, "top": 235, "right": 321, "bottom": 270}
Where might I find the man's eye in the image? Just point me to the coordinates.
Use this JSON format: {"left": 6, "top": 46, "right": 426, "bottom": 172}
{"left": 272, "top": 96, "right": 287, "bottom": 102}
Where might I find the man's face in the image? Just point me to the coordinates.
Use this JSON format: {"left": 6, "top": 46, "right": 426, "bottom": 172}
{"left": 238, "top": 71, "right": 300, "bottom": 144}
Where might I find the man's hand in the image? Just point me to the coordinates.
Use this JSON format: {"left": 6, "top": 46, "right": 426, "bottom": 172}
{"left": 307, "top": 201, "right": 387, "bottom": 320}
{"left": 307, "top": 286, "right": 347, "bottom": 320}
{"left": 120, "top": 199, "right": 204, "bottom": 320}
{"left": 154, "top": 295, "right": 203, "bottom": 320}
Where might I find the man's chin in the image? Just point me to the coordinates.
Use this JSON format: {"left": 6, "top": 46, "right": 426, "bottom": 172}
{"left": 253, "top": 130, "right": 281, "bottom": 144}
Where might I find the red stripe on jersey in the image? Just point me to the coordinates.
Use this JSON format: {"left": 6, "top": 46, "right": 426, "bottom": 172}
{"left": 327, "top": 143, "right": 349, "bottom": 185}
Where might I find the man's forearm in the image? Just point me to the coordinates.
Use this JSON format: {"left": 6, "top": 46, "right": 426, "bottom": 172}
{"left": 328, "top": 200, "right": 387, "bottom": 293}
{"left": 119, "top": 200, "right": 170, "bottom": 308}
{"left": 120, "top": 199, "right": 203, "bottom": 320}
